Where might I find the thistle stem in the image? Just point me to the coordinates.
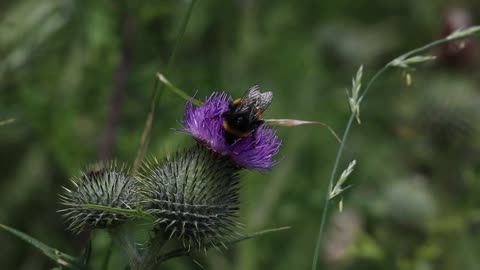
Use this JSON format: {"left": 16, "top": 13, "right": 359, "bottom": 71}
{"left": 139, "top": 232, "right": 167, "bottom": 270}
{"left": 100, "top": 238, "right": 114, "bottom": 270}
{"left": 109, "top": 227, "right": 141, "bottom": 269}
{"left": 311, "top": 26, "right": 480, "bottom": 270}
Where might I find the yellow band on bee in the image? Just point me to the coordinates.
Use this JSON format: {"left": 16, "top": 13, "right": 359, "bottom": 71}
{"left": 232, "top": 98, "right": 242, "bottom": 105}
{"left": 223, "top": 121, "right": 250, "bottom": 138}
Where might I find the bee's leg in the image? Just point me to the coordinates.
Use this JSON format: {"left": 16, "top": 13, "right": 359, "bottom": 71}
{"left": 221, "top": 110, "right": 231, "bottom": 118}
{"left": 207, "top": 112, "right": 224, "bottom": 120}
{"left": 224, "top": 130, "right": 239, "bottom": 145}
{"left": 255, "top": 119, "right": 265, "bottom": 129}
{"left": 251, "top": 130, "right": 259, "bottom": 145}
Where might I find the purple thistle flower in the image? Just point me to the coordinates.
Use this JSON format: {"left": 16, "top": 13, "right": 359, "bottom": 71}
{"left": 179, "top": 92, "right": 281, "bottom": 170}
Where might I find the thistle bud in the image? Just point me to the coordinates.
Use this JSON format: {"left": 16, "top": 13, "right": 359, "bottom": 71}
{"left": 138, "top": 144, "right": 241, "bottom": 250}
{"left": 59, "top": 162, "right": 137, "bottom": 234}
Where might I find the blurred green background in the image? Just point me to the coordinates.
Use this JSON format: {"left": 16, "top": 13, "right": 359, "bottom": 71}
{"left": 1, "top": 0, "right": 480, "bottom": 269}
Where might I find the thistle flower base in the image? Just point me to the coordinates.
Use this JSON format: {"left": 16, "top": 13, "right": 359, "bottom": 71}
{"left": 59, "top": 163, "right": 137, "bottom": 234}
{"left": 138, "top": 144, "right": 241, "bottom": 250}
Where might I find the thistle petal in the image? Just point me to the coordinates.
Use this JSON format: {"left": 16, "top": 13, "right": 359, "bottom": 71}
{"left": 179, "top": 90, "right": 282, "bottom": 170}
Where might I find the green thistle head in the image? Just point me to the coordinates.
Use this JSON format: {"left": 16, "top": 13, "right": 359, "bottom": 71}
{"left": 59, "top": 162, "right": 137, "bottom": 234}
{"left": 138, "top": 144, "right": 241, "bottom": 250}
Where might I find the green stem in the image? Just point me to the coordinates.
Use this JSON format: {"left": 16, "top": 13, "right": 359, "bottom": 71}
{"left": 359, "top": 32, "right": 480, "bottom": 103}
{"left": 133, "top": 0, "right": 197, "bottom": 172}
{"left": 100, "top": 238, "right": 114, "bottom": 270}
{"left": 311, "top": 114, "right": 354, "bottom": 270}
{"left": 109, "top": 227, "right": 141, "bottom": 270}
{"left": 139, "top": 232, "right": 167, "bottom": 270}
{"left": 0, "top": 118, "right": 15, "bottom": 126}
{"left": 311, "top": 27, "right": 480, "bottom": 270}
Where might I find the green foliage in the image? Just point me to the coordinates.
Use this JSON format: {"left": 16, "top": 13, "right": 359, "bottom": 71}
{"left": 0, "top": 224, "right": 81, "bottom": 269}
{"left": 2, "top": 0, "right": 480, "bottom": 269}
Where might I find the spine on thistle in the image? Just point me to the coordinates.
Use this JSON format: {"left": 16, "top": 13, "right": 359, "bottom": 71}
{"left": 137, "top": 143, "right": 241, "bottom": 250}
{"left": 59, "top": 162, "right": 137, "bottom": 234}
{"left": 137, "top": 87, "right": 281, "bottom": 250}
{"left": 59, "top": 87, "right": 282, "bottom": 254}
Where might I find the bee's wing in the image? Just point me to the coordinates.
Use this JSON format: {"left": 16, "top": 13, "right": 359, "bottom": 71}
{"left": 245, "top": 85, "right": 262, "bottom": 100}
{"left": 256, "top": 91, "right": 273, "bottom": 113}
{"left": 244, "top": 85, "right": 273, "bottom": 113}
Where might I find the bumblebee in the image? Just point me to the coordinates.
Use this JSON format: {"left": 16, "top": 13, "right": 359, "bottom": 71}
{"left": 222, "top": 85, "right": 273, "bottom": 143}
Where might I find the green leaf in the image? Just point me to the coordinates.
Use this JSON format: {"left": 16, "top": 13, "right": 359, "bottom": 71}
{"left": 0, "top": 118, "right": 15, "bottom": 126}
{"left": 391, "top": 55, "right": 436, "bottom": 68}
{"left": 157, "top": 73, "right": 203, "bottom": 106}
{"left": 330, "top": 160, "right": 356, "bottom": 199}
{"left": 0, "top": 224, "right": 82, "bottom": 269}
{"left": 159, "top": 226, "right": 291, "bottom": 262}
{"left": 71, "top": 203, "right": 156, "bottom": 222}
{"left": 447, "top": 25, "right": 480, "bottom": 40}
{"left": 224, "top": 226, "right": 291, "bottom": 245}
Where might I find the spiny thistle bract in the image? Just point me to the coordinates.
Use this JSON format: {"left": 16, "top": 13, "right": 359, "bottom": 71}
{"left": 59, "top": 162, "right": 137, "bottom": 234}
{"left": 138, "top": 143, "right": 241, "bottom": 250}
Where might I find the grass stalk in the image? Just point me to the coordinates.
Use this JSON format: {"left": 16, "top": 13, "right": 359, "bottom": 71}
{"left": 311, "top": 26, "right": 480, "bottom": 270}
{"left": 133, "top": 0, "right": 197, "bottom": 172}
